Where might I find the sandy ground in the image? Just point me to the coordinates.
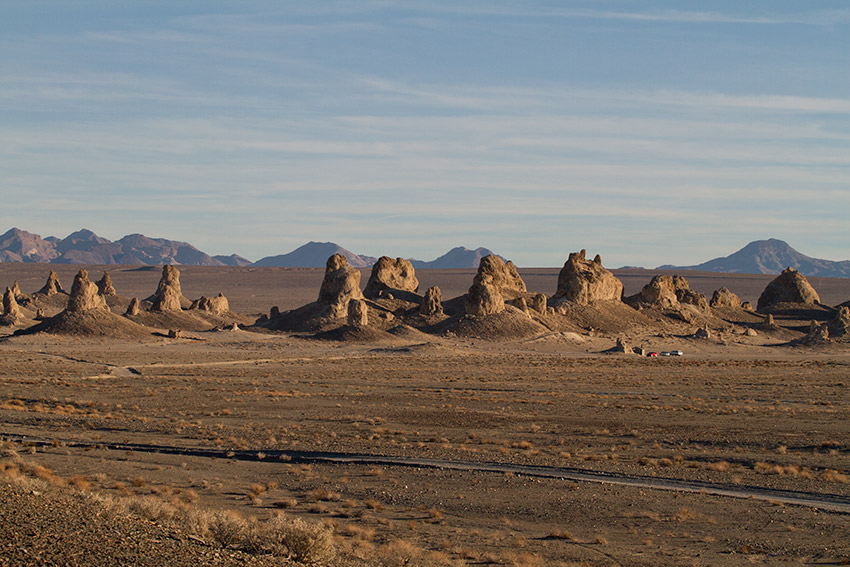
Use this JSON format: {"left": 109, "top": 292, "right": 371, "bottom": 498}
{"left": 0, "top": 265, "right": 848, "bottom": 566}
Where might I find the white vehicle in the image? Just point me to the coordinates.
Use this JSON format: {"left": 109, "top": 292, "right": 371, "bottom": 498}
{"left": 670, "top": 350, "right": 684, "bottom": 356}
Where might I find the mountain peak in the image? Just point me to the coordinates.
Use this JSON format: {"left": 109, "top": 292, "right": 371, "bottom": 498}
{"left": 659, "top": 239, "right": 850, "bottom": 278}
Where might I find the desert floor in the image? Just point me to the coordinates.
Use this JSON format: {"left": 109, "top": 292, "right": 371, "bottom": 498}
{"left": 1, "top": 265, "right": 849, "bottom": 566}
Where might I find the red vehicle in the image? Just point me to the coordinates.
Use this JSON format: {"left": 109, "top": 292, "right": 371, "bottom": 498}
{"left": 648, "top": 352, "right": 659, "bottom": 357}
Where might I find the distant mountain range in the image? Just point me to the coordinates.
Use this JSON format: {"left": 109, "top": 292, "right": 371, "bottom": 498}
{"left": 658, "top": 238, "right": 850, "bottom": 278}
{"left": 3, "top": 229, "right": 844, "bottom": 276}
{"left": 0, "top": 228, "right": 498, "bottom": 269}
{"left": 0, "top": 227, "right": 249, "bottom": 267}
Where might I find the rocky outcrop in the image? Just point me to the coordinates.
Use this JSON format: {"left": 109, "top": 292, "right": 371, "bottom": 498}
{"left": 10, "top": 281, "right": 21, "bottom": 299}
{"left": 191, "top": 293, "right": 229, "bottom": 314}
{"left": 347, "top": 299, "right": 368, "bottom": 327}
{"left": 67, "top": 269, "right": 107, "bottom": 312}
{"left": 757, "top": 267, "right": 821, "bottom": 311}
{"left": 96, "top": 272, "right": 117, "bottom": 296}
{"left": 420, "top": 286, "right": 443, "bottom": 316}
{"left": 552, "top": 250, "right": 623, "bottom": 305}
{"left": 363, "top": 257, "right": 419, "bottom": 299}
{"left": 151, "top": 265, "right": 184, "bottom": 312}
{"left": 710, "top": 287, "right": 741, "bottom": 308}
{"left": 829, "top": 306, "right": 850, "bottom": 337}
{"left": 317, "top": 254, "right": 364, "bottom": 319}
{"left": 694, "top": 326, "right": 711, "bottom": 339}
{"left": 125, "top": 298, "right": 140, "bottom": 316}
{"left": 38, "top": 271, "right": 64, "bottom": 296}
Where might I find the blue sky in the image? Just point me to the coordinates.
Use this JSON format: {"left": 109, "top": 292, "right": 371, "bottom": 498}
{"left": 2, "top": 1, "right": 848, "bottom": 266}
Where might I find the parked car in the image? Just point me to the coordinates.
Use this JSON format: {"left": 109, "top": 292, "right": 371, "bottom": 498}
{"left": 648, "top": 352, "right": 659, "bottom": 357}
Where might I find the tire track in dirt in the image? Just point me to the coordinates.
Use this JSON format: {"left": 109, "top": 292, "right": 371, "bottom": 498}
{"left": 5, "top": 433, "right": 850, "bottom": 514}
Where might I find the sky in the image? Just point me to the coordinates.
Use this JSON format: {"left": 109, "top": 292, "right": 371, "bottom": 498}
{"left": 2, "top": 1, "right": 849, "bottom": 267}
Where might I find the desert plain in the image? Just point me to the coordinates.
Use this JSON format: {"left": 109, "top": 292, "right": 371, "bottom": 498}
{"left": 1, "top": 262, "right": 849, "bottom": 566}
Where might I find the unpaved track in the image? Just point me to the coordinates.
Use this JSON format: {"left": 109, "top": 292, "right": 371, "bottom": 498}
{"left": 6, "top": 433, "right": 850, "bottom": 514}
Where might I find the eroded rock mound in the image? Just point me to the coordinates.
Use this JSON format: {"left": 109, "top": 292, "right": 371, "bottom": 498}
{"left": 553, "top": 250, "right": 623, "bottom": 305}
{"left": 829, "top": 306, "right": 850, "bottom": 337}
{"left": 757, "top": 268, "right": 821, "bottom": 311}
{"left": 347, "top": 299, "right": 368, "bottom": 327}
{"left": 318, "top": 254, "right": 364, "bottom": 319}
{"left": 420, "top": 286, "right": 443, "bottom": 316}
{"left": 10, "top": 281, "right": 21, "bottom": 299}
{"left": 96, "top": 272, "right": 117, "bottom": 296}
{"left": 191, "top": 293, "right": 229, "bottom": 314}
{"left": 39, "top": 271, "right": 64, "bottom": 296}
{"left": 630, "top": 274, "right": 707, "bottom": 310}
{"left": 465, "top": 280, "right": 505, "bottom": 316}
{"left": 363, "top": 257, "right": 419, "bottom": 299}
{"left": 67, "top": 269, "right": 107, "bottom": 312}
{"left": 710, "top": 287, "right": 741, "bottom": 308}
{"left": 151, "top": 265, "right": 184, "bottom": 312}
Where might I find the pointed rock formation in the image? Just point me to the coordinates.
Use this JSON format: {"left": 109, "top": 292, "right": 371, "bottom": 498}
{"left": 757, "top": 267, "right": 821, "bottom": 311}
{"left": 317, "top": 254, "right": 364, "bottom": 319}
{"left": 347, "top": 298, "right": 368, "bottom": 327}
{"left": 96, "top": 272, "right": 117, "bottom": 296}
{"left": 710, "top": 287, "right": 741, "bottom": 308}
{"left": 760, "top": 314, "right": 779, "bottom": 330}
{"left": 420, "top": 286, "right": 443, "bottom": 316}
{"left": 125, "top": 298, "right": 140, "bottom": 316}
{"left": 67, "top": 269, "right": 107, "bottom": 312}
{"left": 10, "top": 281, "right": 21, "bottom": 299}
{"left": 363, "top": 257, "right": 419, "bottom": 299}
{"left": 39, "top": 270, "right": 64, "bottom": 296}
{"left": 552, "top": 250, "right": 623, "bottom": 305}
{"left": 1, "top": 287, "right": 22, "bottom": 324}
{"left": 151, "top": 265, "right": 184, "bottom": 312}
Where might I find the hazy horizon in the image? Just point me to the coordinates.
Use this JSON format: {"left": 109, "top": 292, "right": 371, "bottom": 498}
{"left": 3, "top": 2, "right": 848, "bottom": 267}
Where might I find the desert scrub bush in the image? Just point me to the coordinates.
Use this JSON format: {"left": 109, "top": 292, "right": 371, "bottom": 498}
{"left": 257, "top": 514, "right": 335, "bottom": 564}
{"left": 376, "top": 538, "right": 463, "bottom": 567}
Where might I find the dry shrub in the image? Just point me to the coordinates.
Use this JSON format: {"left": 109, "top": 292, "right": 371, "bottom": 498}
{"left": 257, "top": 514, "right": 335, "bottom": 564}
{"left": 547, "top": 528, "right": 574, "bottom": 540}
{"left": 822, "top": 469, "right": 849, "bottom": 484}
{"left": 377, "top": 538, "right": 462, "bottom": 567}
{"left": 310, "top": 487, "right": 341, "bottom": 502}
{"left": 69, "top": 475, "right": 91, "bottom": 491}
{"left": 706, "top": 461, "right": 730, "bottom": 472}
{"left": 500, "top": 550, "right": 544, "bottom": 567}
